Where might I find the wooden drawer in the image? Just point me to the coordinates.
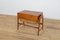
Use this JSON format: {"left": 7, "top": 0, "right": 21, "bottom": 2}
{"left": 19, "top": 13, "right": 38, "bottom": 22}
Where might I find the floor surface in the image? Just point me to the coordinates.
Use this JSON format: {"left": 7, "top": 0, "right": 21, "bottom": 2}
{"left": 0, "top": 14, "right": 60, "bottom": 40}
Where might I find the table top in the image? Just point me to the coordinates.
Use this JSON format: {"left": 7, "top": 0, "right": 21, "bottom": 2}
{"left": 18, "top": 10, "right": 43, "bottom": 16}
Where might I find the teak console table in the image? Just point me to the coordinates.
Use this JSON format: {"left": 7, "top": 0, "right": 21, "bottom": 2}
{"left": 17, "top": 10, "right": 44, "bottom": 36}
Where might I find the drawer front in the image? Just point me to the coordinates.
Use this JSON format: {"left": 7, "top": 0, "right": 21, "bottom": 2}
{"left": 19, "top": 13, "right": 38, "bottom": 22}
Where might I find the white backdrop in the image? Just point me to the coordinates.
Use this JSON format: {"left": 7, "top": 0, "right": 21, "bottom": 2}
{"left": 0, "top": 0, "right": 60, "bottom": 19}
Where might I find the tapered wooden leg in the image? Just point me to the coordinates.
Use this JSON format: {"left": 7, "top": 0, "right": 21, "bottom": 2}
{"left": 38, "top": 23, "right": 40, "bottom": 36}
{"left": 42, "top": 13, "right": 44, "bottom": 30}
{"left": 37, "top": 17, "right": 40, "bottom": 36}
{"left": 17, "top": 13, "right": 19, "bottom": 30}
{"left": 17, "top": 22, "right": 19, "bottom": 30}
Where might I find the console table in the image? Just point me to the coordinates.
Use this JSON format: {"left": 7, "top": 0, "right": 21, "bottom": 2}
{"left": 17, "top": 10, "right": 44, "bottom": 36}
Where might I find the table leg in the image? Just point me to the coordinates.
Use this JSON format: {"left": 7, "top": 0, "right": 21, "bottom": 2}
{"left": 37, "top": 17, "right": 40, "bottom": 36}
{"left": 17, "top": 13, "right": 19, "bottom": 30}
{"left": 42, "top": 14, "right": 44, "bottom": 30}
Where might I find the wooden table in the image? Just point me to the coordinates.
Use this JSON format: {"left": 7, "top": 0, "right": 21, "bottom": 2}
{"left": 17, "top": 10, "right": 44, "bottom": 36}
